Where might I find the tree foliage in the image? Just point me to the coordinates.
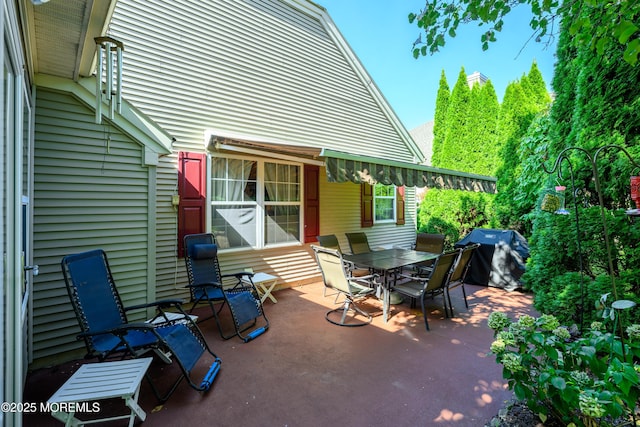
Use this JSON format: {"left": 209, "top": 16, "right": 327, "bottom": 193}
{"left": 494, "top": 63, "right": 550, "bottom": 232}
{"left": 417, "top": 188, "right": 497, "bottom": 248}
{"left": 409, "top": 0, "right": 640, "bottom": 66}
{"left": 434, "top": 67, "right": 471, "bottom": 168}
{"left": 431, "top": 70, "right": 450, "bottom": 166}
{"left": 517, "top": 12, "right": 640, "bottom": 326}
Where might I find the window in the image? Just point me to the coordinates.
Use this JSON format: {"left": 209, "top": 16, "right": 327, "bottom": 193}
{"left": 374, "top": 184, "right": 396, "bottom": 223}
{"left": 209, "top": 155, "right": 301, "bottom": 250}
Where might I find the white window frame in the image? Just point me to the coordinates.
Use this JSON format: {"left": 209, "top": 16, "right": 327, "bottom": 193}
{"left": 207, "top": 153, "right": 303, "bottom": 251}
{"left": 373, "top": 183, "right": 396, "bottom": 224}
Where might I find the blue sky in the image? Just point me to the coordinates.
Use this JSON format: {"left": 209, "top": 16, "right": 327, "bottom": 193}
{"left": 318, "top": 0, "right": 558, "bottom": 131}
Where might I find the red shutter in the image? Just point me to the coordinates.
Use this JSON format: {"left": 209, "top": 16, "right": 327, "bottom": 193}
{"left": 177, "top": 151, "right": 206, "bottom": 257}
{"left": 396, "top": 186, "right": 406, "bottom": 225}
{"left": 304, "top": 165, "right": 320, "bottom": 243}
{"left": 361, "top": 183, "right": 373, "bottom": 227}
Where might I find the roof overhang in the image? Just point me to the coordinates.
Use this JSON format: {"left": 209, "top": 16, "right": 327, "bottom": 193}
{"left": 37, "top": 74, "right": 173, "bottom": 158}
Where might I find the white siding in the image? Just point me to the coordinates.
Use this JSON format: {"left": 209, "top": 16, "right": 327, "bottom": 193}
{"left": 32, "top": 89, "right": 155, "bottom": 363}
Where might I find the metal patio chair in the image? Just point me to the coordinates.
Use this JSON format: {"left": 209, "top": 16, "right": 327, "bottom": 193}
{"left": 445, "top": 243, "right": 480, "bottom": 317}
{"left": 345, "top": 232, "right": 372, "bottom": 254}
{"left": 184, "top": 233, "right": 269, "bottom": 342}
{"left": 392, "top": 249, "right": 459, "bottom": 331}
{"left": 411, "top": 233, "right": 446, "bottom": 275}
{"left": 312, "top": 245, "right": 379, "bottom": 327}
{"left": 317, "top": 234, "right": 370, "bottom": 277}
{"left": 61, "top": 249, "right": 221, "bottom": 402}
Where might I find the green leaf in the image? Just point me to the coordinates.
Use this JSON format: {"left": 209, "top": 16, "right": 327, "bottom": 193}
{"left": 595, "top": 37, "right": 607, "bottom": 55}
{"left": 551, "top": 376, "right": 566, "bottom": 390}
{"left": 408, "top": 13, "right": 416, "bottom": 24}
{"left": 579, "top": 345, "right": 596, "bottom": 358}
{"left": 623, "top": 39, "right": 640, "bottom": 66}
{"left": 514, "top": 382, "right": 527, "bottom": 400}
{"left": 412, "top": 48, "right": 420, "bottom": 59}
{"left": 616, "top": 21, "right": 639, "bottom": 44}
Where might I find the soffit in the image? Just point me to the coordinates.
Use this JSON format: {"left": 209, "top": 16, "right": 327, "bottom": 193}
{"left": 27, "top": 0, "right": 115, "bottom": 80}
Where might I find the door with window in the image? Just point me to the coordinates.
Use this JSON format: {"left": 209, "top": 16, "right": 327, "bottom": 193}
{"left": 3, "top": 26, "right": 35, "bottom": 427}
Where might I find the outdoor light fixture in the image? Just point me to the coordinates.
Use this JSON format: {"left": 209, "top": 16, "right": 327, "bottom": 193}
{"left": 95, "top": 36, "right": 124, "bottom": 124}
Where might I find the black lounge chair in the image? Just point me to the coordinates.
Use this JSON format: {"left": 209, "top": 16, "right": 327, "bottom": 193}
{"left": 184, "top": 233, "right": 269, "bottom": 342}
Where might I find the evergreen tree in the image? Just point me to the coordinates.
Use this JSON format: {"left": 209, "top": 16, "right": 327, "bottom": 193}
{"left": 527, "top": 61, "right": 552, "bottom": 110}
{"left": 474, "top": 80, "right": 500, "bottom": 175}
{"left": 494, "top": 77, "right": 541, "bottom": 230}
{"left": 430, "top": 70, "right": 450, "bottom": 166}
{"left": 437, "top": 67, "right": 471, "bottom": 169}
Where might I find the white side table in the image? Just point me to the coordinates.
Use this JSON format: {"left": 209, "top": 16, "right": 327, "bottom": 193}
{"left": 244, "top": 272, "right": 279, "bottom": 304}
{"left": 47, "top": 357, "right": 152, "bottom": 427}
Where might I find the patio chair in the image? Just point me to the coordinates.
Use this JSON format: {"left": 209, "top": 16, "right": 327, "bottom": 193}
{"left": 412, "top": 233, "right": 445, "bottom": 275}
{"left": 345, "top": 232, "right": 372, "bottom": 254}
{"left": 317, "top": 234, "right": 341, "bottom": 251}
{"left": 317, "top": 234, "right": 370, "bottom": 278}
{"left": 184, "top": 233, "right": 268, "bottom": 342}
{"left": 392, "top": 249, "right": 459, "bottom": 331}
{"left": 445, "top": 243, "right": 480, "bottom": 317}
{"left": 311, "top": 245, "right": 379, "bottom": 327}
{"left": 61, "top": 249, "right": 221, "bottom": 402}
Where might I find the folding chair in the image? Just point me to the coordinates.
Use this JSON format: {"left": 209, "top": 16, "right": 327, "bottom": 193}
{"left": 184, "top": 233, "right": 269, "bottom": 342}
{"left": 61, "top": 249, "right": 221, "bottom": 402}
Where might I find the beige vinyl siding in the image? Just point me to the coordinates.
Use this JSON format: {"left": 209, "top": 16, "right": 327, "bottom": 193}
{"left": 318, "top": 169, "right": 417, "bottom": 253}
{"left": 107, "top": 0, "right": 420, "bottom": 291}
{"left": 31, "top": 89, "right": 156, "bottom": 364}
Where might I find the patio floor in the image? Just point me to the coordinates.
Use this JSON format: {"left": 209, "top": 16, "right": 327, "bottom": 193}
{"left": 23, "top": 281, "right": 536, "bottom": 427}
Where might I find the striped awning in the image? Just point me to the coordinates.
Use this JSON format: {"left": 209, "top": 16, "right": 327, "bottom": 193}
{"left": 321, "top": 149, "right": 497, "bottom": 193}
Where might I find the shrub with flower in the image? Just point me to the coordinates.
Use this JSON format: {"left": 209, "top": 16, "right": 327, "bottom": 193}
{"left": 488, "top": 311, "right": 640, "bottom": 426}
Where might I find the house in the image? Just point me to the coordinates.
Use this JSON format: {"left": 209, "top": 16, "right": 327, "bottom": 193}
{"left": 2, "top": 1, "right": 495, "bottom": 425}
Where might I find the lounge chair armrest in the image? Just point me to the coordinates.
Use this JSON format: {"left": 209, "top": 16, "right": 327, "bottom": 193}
{"left": 125, "top": 299, "right": 184, "bottom": 311}
{"left": 221, "top": 272, "right": 254, "bottom": 280}
{"left": 76, "top": 322, "right": 156, "bottom": 340}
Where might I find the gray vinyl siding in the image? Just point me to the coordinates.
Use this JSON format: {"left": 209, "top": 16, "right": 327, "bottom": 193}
{"left": 107, "top": 0, "right": 419, "bottom": 292}
{"left": 31, "top": 89, "right": 156, "bottom": 363}
{"left": 109, "top": 0, "right": 416, "bottom": 158}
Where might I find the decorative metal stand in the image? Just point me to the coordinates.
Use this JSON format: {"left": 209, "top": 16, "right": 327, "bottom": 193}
{"left": 543, "top": 145, "right": 640, "bottom": 333}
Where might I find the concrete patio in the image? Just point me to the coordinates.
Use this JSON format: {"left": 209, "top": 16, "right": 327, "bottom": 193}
{"left": 23, "top": 281, "right": 535, "bottom": 426}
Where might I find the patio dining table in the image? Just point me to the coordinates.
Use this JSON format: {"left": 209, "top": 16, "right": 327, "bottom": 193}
{"left": 344, "top": 248, "right": 439, "bottom": 322}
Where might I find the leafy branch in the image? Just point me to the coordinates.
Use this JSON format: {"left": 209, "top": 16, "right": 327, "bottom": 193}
{"left": 409, "top": 0, "right": 640, "bottom": 65}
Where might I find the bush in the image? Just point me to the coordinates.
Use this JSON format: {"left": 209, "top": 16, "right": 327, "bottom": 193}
{"left": 489, "top": 312, "right": 640, "bottom": 426}
{"left": 417, "top": 188, "right": 497, "bottom": 249}
{"left": 524, "top": 205, "right": 640, "bottom": 327}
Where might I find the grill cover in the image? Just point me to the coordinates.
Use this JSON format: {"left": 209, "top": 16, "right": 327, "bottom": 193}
{"left": 455, "top": 229, "right": 529, "bottom": 291}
